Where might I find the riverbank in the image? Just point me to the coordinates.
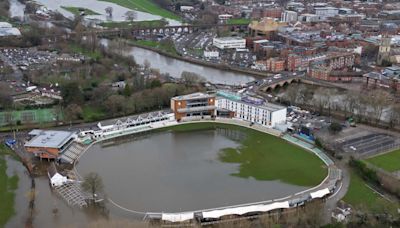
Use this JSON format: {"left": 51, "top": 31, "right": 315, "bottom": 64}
{"left": 0, "top": 145, "right": 19, "bottom": 227}
{"left": 124, "top": 40, "right": 270, "bottom": 80}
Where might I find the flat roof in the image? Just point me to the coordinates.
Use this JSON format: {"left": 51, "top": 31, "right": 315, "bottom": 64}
{"left": 214, "top": 37, "right": 245, "bottom": 41}
{"left": 25, "top": 130, "right": 75, "bottom": 149}
{"left": 172, "top": 92, "right": 214, "bottom": 101}
{"left": 217, "top": 96, "right": 286, "bottom": 112}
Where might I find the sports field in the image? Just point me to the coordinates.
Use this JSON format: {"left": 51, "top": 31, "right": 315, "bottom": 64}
{"left": 365, "top": 149, "right": 400, "bottom": 172}
{"left": 343, "top": 169, "right": 399, "bottom": 213}
{"left": 0, "top": 108, "right": 62, "bottom": 126}
{"left": 164, "top": 122, "right": 328, "bottom": 187}
{"left": 100, "top": 0, "right": 180, "bottom": 20}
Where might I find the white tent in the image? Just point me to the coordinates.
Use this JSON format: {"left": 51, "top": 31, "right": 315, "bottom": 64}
{"left": 202, "top": 201, "right": 290, "bottom": 219}
{"left": 161, "top": 212, "right": 194, "bottom": 222}
{"left": 310, "top": 188, "right": 330, "bottom": 199}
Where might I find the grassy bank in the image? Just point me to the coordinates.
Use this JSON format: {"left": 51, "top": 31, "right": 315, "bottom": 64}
{"left": 343, "top": 169, "right": 398, "bottom": 213}
{"left": 130, "top": 39, "right": 179, "bottom": 56}
{"left": 61, "top": 6, "right": 100, "bottom": 16}
{"left": 366, "top": 149, "right": 400, "bottom": 172}
{"left": 227, "top": 18, "right": 251, "bottom": 25}
{"left": 163, "top": 122, "right": 328, "bottom": 187}
{"left": 99, "top": 0, "right": 180, "bottom": 21}
{"left": 0, "top": 145, "right": 19, "bottom": 227}
{"left": 100, "top": 19, "right": 167, "bottom": 29}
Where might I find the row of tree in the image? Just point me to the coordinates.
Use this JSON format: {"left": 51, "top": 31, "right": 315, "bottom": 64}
{"left": 282, "top": 84, "right": 400, "bottom": 128}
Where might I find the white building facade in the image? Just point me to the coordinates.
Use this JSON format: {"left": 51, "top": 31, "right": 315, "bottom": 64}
{"left": 281, "top": 10, "right": 298, "bottom": 22}
{"left": 213, "top": 37, "right": 246, "bottom": 49}
{"left": 216, "top": 96, "right": 287, "bottom": 128}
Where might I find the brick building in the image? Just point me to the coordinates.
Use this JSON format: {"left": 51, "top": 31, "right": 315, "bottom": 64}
{"left": 170, "top": 92, "right": 216, "bottom": 121}
{"left": 266, "top": 57, "right": 285, "bottom": 72}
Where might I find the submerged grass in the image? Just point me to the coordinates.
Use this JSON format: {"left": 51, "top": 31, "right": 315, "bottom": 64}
{"left": 0, "top": 145, "right": 19, "bottom": 227}
{"left": 163, "top": 122, "right": 327, "bottom": 187}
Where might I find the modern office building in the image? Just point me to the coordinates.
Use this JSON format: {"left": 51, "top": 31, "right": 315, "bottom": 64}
{"left": 213, "top": 37, "right": 246, "bottom": 49}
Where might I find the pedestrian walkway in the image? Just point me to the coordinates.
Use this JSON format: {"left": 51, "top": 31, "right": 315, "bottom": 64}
{"left": 282, "top": 134, "right": 334, "bottom": 166}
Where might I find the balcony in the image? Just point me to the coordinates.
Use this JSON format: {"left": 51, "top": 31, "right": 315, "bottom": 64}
{"left": 177, "top": 105, "right": 216, "bottom": 113}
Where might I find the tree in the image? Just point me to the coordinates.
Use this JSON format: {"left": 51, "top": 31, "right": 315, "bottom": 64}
{"left": 81, "top": 172, "right": 104, "bottom": 201}
{"left": 61, "top": 82, "right": 84, "bottom": 106}
{"left": 388, "top": 104, "right": 400, "bottom": 128}
{"left": 104, "top": 95, "right": 125, "bottom": 116}
{"left": 105, "top": 6, "right": 113, "bottom": 17}
{"left": 143, "top": 59, "right": 151, "bottom": 70}
{"left": 147, "top": 79, "right": 161, "bottom": 89}
{"left": 367, "top": 90, "right": 390, "bottom": 125}
{"left": 64, "top": 103, "right": 83, "bottom": 121}
{"left": 329, "top": 122, "right": 343, "bottom": 134}
{"left": 181, "top": 71, "right": 205, "bottom": 85}
{"left": 125, "top": 11, "right": 137, "bottom": 21}
{"left": 123, "top": 83, "right": 132, "bottom": 97}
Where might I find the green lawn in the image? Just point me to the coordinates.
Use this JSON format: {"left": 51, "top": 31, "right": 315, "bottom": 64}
{"left": 68, "top": 44, "right": 102, "bottom": 61}
{"left": 227, "top": 18, "right": 252, "bottom": 25}
{"left": 99, "top": 0, "right": 180, "bottom": 21}
{"left": 343, "top": 169, "right": 399, "bottom": 213}
{"left": 82, "top": 106, "right": 107, "bottom": 122}
{"left": 163, "top": 122, "right": 328, "bottom": 187}
{"left": 366, "top": 149, "right": 400, "bottom": 172}
{"left": 130, "top": 39, "right": 179, "bottom": 56}
{"left": 61, "top": 6, "right": 100, "bottom": 16}
{"left": 101, "top": 19, "right": 167, "bottom": 28}
{"left": 0, "top": 145, "right": 19, "bottom": 227}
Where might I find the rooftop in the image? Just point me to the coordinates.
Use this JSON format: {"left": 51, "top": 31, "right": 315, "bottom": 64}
{"left": 25, "top": 130, "right": 76, "bottom": 149}
{"left": 172, "top": 92, "right": 214, "bottom": 101}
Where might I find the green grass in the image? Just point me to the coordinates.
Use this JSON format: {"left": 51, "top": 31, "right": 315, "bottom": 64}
{"left": 68, "top": 44, "right": 102, "bottom": 60}
{"left": 227, "top": 18, "right": 251, "bottom": 25}
{"left": 99, "top": 0, "right": 180, "bottom": 21}
{"left": 130, "top": 39, "right": 179, "bottom": 56}
{"left": 343, "top": 169, "right": 399, "bottom": 213}
{"left": 163, "top": 122, "right": 328, "bottom": 187}
{"left": 0, "top": 108, "right": 63, "bottom": 126}
{"left": 0, "top": 145, "right": 19, "bottom": 227}
{"left": 101, "top": 19, "right": 167, "bottom": 28}
{"left": 61, "top": 6, "right": 100, "bottom": 16}
{"left": 82, "top": 106, "right": 107, "bottom": 122}
{"left": 366, "top": 149, "right": 400, "bottom": 172}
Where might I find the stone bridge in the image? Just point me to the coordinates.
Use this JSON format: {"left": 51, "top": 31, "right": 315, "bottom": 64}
{"left": 260, "top": 77, "right": 301, "bottom": 92}
{"left": 89, "top": 23, "right": 248, "bottom": 38}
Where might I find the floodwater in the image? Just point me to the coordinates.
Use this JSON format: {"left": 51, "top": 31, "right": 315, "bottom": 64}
{"left": 34, "top": 0, "right": 180, "bottom": 25}
{"left": 8, "top": 0, "right": 25, "bottom": 19}
{"left": 76, "top": 129, "right": 307, "bottom": 213}
{"left": 123, "top": 45, "right": 256, "bottom": 85}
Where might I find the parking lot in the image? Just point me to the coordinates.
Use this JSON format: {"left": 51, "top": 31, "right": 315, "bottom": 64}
{"left": 0, "top": 48, "right": 56, "bottom": 71}
{"left": 337, "top": 133, "right": 399, "bottom": 157}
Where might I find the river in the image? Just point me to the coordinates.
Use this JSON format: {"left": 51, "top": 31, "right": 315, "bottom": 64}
{"left": 101, "top": 39, "right": 256, "bottom": 85}
{"left": 8, "top": 0, "right": 25, "bottom": 19}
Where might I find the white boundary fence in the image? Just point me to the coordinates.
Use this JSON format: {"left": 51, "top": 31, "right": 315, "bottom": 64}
{"left": 70, "top": 115, "right": 341, "bottom": 223}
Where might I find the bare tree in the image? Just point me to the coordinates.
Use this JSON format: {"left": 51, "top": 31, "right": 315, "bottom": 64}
{"left": 105, "top": 6, "right": 113, "bottom": 17}
{"left": 125, "top": 11, "right": 137, "bottom": 21}
{"left": 181, "top": 71, "right": 205, "bottom": 85}
{"left": 367, "top": 90, "right": 390, "bottom": 125}
{"left": 81, "top": 172, "right": 104, "bottom": 201}
{"left": 388, "top": 104, "right": 400, "bottom": 128}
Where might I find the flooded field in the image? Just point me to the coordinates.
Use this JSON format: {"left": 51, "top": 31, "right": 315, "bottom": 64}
{"left": 76, "top": 128, "right": 308, "bottom": 213}
{"left": 33, "top": 0, "right": 180, "bottom": 25}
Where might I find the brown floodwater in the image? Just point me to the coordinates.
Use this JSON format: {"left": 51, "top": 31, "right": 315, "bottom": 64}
{"left": 76, "top": 129, "right": 307, "bottom": 214}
